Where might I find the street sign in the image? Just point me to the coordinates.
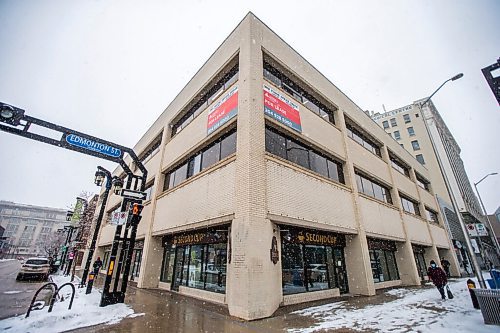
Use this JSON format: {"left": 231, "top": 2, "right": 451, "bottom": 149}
{"left": 466, "top": 223, "right": 478, "bottom": 237}
{"left": 111, "top": 211, "right": 128, "bottom": 225}
{"left": 120, "top": 189, "right": 147, "bottom": 201}
{"left": 476, "top": 223, "right": 488, "bottom": 236}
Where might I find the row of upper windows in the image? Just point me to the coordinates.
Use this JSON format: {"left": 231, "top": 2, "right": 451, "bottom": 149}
{"left": 382, "top": 113, "right": 412, "bottom": 129}
{"left": 163, "top": 128, "right": 237, "bottom": 191}
{"left": 390, "top": 126, "right": 415, "bottom": 140}
{"left": 265, "top": 126, "right": 345, "bottom": 184}
{"left": 355, "top": 170, "right": 438, "bottom": 223}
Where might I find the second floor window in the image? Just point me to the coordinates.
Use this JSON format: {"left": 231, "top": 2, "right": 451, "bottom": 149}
{"left": 164, "top": 129, "right": 237, "bottom": 191}
{"left": 400, "top": 194, "right": 420, "bottom": 216}
{"left": 355, "top": 172, "right": 392, "bottom": 204}
{"left": 265, "top": 126, "right": 345, "bottom": 184}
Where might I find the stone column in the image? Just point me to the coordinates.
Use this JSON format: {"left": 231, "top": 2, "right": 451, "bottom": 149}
{"left": 225, "top": 15, "right": 282, "bottom": 320}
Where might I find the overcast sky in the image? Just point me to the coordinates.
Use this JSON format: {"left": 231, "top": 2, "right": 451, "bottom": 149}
{"left": 0, "top": 0, "right": 499, "bottom": 214}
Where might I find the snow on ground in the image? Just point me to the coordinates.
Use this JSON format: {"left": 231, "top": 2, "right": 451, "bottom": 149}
{"left": 0, "top": 274, "right": 143, "bottom": 333}
{"left": 289, "top": 278, "right": 498, "bottom": 333}
{"left": 0, "top": 259, "right": 16, "bottom": 262}
{"left": 3, "top": 291, "right": 22, "bottom": 295}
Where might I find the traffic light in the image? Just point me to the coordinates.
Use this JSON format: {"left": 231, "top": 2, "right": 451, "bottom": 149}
{"left": 130, "top": 203, "right": 143, "bottom": 225}
{"left": 0, "top": 103, "right": 25, "bottom": 126}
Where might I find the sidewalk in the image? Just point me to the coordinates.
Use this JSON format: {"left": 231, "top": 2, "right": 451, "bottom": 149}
{"left": 69, "top": 275, "right": 445, "bottom": 333}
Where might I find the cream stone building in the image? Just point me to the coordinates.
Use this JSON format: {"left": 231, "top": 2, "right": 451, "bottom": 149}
{"left": 372, "top": 100, "right": 499, "bottom": 269}
{"left": 92, "top": 13, "right": 459, "bottom": 320}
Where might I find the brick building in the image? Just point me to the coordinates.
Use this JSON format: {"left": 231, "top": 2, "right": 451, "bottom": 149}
{"left": 93, "top": 13, "right": 459, "bottom": 320}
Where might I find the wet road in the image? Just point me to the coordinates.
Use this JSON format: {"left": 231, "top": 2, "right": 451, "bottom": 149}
{"left": 0, "top": 259, "right": 49, "bottom": 320}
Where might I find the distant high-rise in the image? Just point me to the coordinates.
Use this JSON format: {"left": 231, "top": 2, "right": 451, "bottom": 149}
{"left": 372, "top": 100, "right": 498, "bottom": 270}
{"left": 482, "top": 58, "right": 500, "bottom": 105}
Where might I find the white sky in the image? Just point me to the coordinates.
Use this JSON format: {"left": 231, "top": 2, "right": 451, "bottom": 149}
{"left": 0, "top": 0, "right": 499, "bottom": 213}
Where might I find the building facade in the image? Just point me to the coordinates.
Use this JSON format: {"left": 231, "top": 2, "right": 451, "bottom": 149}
{"left": 372, "top": 99, "right": 499, "bottom": 270}
{"left": 93, "top": 13, "right": 459, "bottom": 320}
{"left": 0, "top": 200, "right": 68, "bottom": 258}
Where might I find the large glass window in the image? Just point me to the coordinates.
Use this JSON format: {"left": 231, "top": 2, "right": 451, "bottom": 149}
{"left": 355, "top": 172, "right": 392, "bottom": 204}
{"left": 265, "top": 127, "right": 345, "bottom": 184}
{"left": 162, "top": 230, "right": 228, "bottom": 294}
{"left": 425, "top": 208, "right": 439, "bottom": 223}
{"left": 400, "top": 194, "right": 421, "bottom": 216}
{"left": 164, "top": 129, "right": 237, "bottom": 191}
{"left": 368, "top": 239, "right": 400, "bottom": 283}
{"left": 281, "top": 228, "right": 348, "bottom": 295}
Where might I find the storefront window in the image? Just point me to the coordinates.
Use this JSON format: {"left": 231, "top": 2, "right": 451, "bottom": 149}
{"left": 162, "top": 228, "right": 228, "bottom": 294}
{"left": 281, "top": 227, "right": 348, "bottom": 295}
{"left": 368, "top": 238, "right": 400, "bottom": 283}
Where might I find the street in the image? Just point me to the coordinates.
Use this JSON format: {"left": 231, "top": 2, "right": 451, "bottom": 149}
{"left": 0, "top": 259, "right": 49, "bottom": 320}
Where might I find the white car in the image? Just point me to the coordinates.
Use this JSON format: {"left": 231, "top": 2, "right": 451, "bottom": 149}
{"left": 16, "top": 257, "right": 50, "bottom": 281}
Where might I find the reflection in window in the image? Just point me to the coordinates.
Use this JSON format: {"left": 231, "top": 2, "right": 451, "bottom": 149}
{"left": 400, "top": 194, "right": 421, "bottom": 216}
{"left": 164, "top": 128, "right": 236, "bottom": 191}
{"left": 355, "top": 172, "right": 392, "bottom": 204}
{"left": 369, "top": 245, "right": 399, "bottom": 283}
{"left": 265, "top": 127, "right": 345, "bottom": 184}
{"left": 426, "top": 208, "right": 439, "bottom": 223}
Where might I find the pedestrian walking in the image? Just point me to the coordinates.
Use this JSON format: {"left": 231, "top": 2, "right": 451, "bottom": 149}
{"left": 64, "top": 251, "right": 75, "bottom": 276}
{"left": 92, "top": 256, "right": 103, "bottom": 282}
{"left": 440, "top": 257, "right": 451, "bottom": 277}
{"left": 427, "top": 260, "right": 448, "bottom": 299}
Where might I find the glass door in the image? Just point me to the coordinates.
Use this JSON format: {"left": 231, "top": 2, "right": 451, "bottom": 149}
{"left": 172, "top": 246, "right": 187, "bottom": 291}
{"left": 333, "top": 248, "right": 349, "bottom": 293}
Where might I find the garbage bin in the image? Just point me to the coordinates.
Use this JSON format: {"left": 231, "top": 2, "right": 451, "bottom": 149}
{"left": 490, "top": 269, "right": 500, "bottom": 288}
{"left": 473, "top": 289, "right": 500, "bottom": 325}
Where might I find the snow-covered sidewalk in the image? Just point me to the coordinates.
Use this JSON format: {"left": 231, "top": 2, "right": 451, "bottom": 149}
{"left": 0, "top": 274, "right": 142, "bottom": 333}
{"left": 289, "top": 278, "right": 498, "bottom": 333}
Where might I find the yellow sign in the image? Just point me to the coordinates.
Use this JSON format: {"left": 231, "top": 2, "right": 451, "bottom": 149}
{"left": 108, "top": 260, "right": 114, "bottom": 276}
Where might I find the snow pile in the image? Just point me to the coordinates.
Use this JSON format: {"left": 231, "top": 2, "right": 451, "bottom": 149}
{"left": 0, "top": 259, "right": 16, "bottom": 262}
{"left": 0, "top": 274, "right": 142, "bottom": 333}
{"left": 289, "top": 278, "right": 498, "bottom": 333}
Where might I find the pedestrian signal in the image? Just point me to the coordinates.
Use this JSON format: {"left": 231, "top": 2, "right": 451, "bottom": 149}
{"left": 132, "top": 203, "right": 143, "bottom": 216}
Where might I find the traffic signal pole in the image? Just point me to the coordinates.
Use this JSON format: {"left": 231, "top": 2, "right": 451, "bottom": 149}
{"left": 0, "top": 102, "right": 148, "bottom": 306}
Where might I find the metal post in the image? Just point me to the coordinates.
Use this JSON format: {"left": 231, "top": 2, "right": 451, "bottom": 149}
{"left": 420, "top": 101, "right": 486, "bottom": 288}
{"left": 474, "top": 180, "right": 500, "bottom": 260}
{"left": 100, "top": 224, "right": 123, "bottom": 306}
{"left": 80, "top": 167, "right": 113, "bottom": 287}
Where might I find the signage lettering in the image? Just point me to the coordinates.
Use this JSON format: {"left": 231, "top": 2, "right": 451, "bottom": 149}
{"left": 286, "top": 228, "right": 345, "bottom": 247}
{"left": 65, "top": 134, "right": 122, "bottom": 158}
{"left": 263, "top": 84, "right": 301, "bottom": 132}
{"left": 171, "top": 231, "right": 227, "bottom": 246}
{"left": 207, "top": 87, "right": 238, "bottom": 135}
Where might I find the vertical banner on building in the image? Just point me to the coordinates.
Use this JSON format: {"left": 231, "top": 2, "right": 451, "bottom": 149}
{"left": 207, "top": 86, "right": 238, "bottom": 135}
{"left": 263, "top": 84, "right": 302, "bottom": 132}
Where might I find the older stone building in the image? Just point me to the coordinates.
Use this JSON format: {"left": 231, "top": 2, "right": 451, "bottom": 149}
{"left": 93, "top": 13, "right": 459, "bottom": 320}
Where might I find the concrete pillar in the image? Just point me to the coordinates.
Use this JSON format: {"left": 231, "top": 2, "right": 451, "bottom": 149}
{"left": 137, "top": 235, "right": 163, "bottom": 288}
{"left": 344, "top": 233, "right": 375, "bottom": 295}
{"left": 439, "top": 248, "right": 461, "bottom": 277}
{"left": 395, "top": 241, "right": 421, "bottom": 285}
{"left": 225, "top": 15, "right": 281, "bottom": 320}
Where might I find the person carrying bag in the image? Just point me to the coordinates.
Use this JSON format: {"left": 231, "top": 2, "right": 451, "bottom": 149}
{"left": 446, "top": 284, "right": 454, "bottom": 299}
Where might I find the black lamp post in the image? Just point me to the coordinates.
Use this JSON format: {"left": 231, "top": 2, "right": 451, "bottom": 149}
{"left": 80, "top": 166, "right": 121, "bottom": 286}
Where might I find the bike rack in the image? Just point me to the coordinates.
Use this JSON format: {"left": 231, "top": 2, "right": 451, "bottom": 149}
{"left": 26, "top": 281, "right": 76, "bottom": 318}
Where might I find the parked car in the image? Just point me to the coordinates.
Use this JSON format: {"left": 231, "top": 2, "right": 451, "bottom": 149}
{"left": 16, "top": 257, "right": 50, "bottom": 281}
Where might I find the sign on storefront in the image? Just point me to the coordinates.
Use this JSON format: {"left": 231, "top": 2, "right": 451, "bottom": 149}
{"left": 264, "top": 84, "right": 302, "bottom": 132}
{"left": 164, "top": 229, "right": 228, "bottom": 246}
{"left": 207, "top": 86, "right": 238, "bottom": 135}
{"left": 466, "top": 223, "right": 478, "bottom": 237}
{"left": 284, "top": 228, "right": 346, "bottom": 247}
{"left": 475, "top": 223, "right": 488, "bottom": 236}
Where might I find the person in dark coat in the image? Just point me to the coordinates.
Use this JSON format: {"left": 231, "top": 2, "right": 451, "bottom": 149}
{"left": 93, "top": 257, "right": 103, "bottom": 274}
{"left": 427, "top": 260, "right": 448, "bottom": 299}
{"left": 441, "top": 257, "right": 451, "bottom": 277}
